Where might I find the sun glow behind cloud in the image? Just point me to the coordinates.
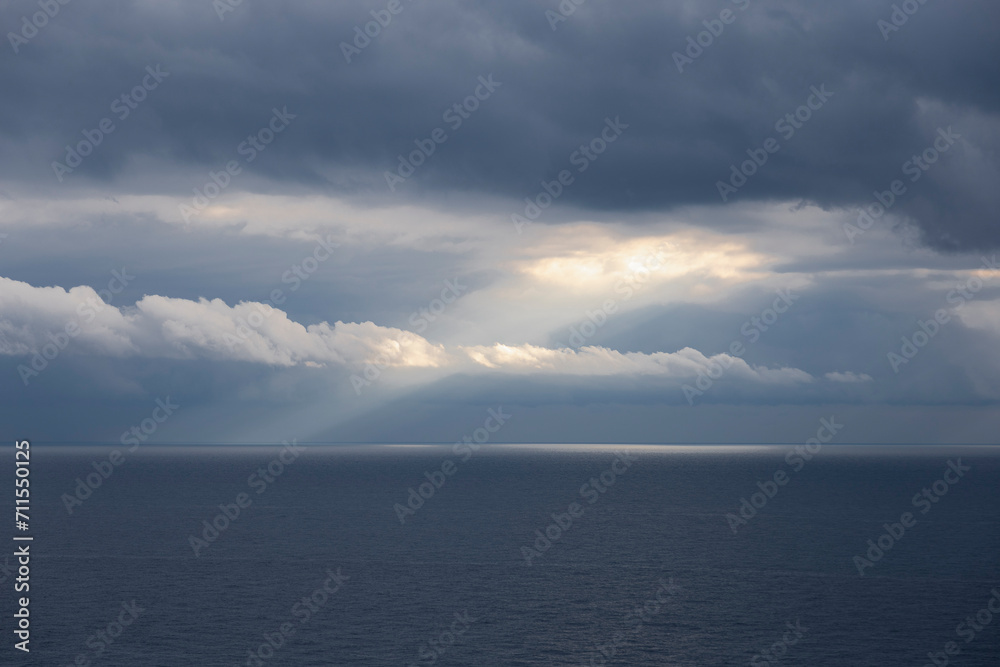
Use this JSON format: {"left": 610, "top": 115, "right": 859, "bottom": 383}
{"left": 516, "top": 227, "right": 773, "bottom": 296}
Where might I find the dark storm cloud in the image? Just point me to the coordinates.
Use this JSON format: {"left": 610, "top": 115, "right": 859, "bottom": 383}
{"left": 2, "top": 0, "right": 998, "bottom": 249}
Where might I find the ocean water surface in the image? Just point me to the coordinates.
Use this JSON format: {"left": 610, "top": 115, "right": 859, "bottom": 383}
{"left": 6, "top": 444, "right": 1000, "bottom": 666}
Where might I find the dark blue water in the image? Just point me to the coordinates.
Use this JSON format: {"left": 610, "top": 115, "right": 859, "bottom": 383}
{"left": 4, "top": 444, "right": 1000, "bottom": 666}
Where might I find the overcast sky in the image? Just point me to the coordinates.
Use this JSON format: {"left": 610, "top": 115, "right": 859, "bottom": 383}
{"left": 2, "top": 0, "right": 999, "bottom": 444}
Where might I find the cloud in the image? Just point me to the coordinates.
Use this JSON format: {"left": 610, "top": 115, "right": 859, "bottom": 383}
{"left": 0, "top": 277, "right": 828, "bottom": 390}
{"left": 0, "top": 1, "right": 998, "bottom": 249}
{"left": 0, "top": 276, "right": 447, "bottom": 368}
{"left": 3, "top": 1, "right": 1000, "bottom": 444}
{"left": 460, "top": 342, "right": 813, "bottom": 385}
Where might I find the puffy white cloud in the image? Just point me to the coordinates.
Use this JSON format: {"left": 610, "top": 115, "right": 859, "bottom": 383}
{"left": 0, "top": 277, "right": 829, "bottom": 391}
{"left": 0, "top": 277, "right": 136, "bottom": 357}
{"left": 0, "top": 277, "right": 446, "bottom": 369}
{"left": 955, "top": 299, "right": 1000, "bottom": 334}
{"left": 460, "top": 343, "right": 814, "bottom": 384}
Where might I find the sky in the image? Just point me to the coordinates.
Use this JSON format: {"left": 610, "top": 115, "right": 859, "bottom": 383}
{"left": 1, "top": 0, "right": 999, "bottom": 444}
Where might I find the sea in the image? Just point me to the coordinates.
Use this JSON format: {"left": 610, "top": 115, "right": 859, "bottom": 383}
{"left": 4, "top": 444, "right": 1000, "bottom": 666}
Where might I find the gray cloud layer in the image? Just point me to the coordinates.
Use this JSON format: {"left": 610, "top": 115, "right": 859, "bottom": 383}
{"left": 3, "top": 1, "right": 1000, "bottom": 444}
{"left": 2, "top": 0, "right": 998, "bottom": 249}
